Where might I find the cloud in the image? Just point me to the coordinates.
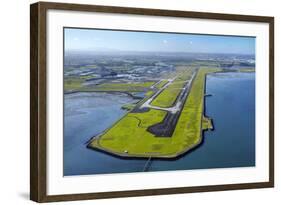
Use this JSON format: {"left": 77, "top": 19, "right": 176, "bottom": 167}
{"left": 189, "top": 41, "right": 193, "bottom": 44}
{"left": 163, "top": 40, "right": 168, "bottom": 44}
{"left": 73, "top": 37, "right": 79, "bottom": 41}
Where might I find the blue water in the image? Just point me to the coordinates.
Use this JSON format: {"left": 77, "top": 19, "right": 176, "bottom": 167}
{"left": 64, "top": 72, "right": 255, "bottom": 176}
{"left": 63, "top": 92, "right": 147, "bottom": 176}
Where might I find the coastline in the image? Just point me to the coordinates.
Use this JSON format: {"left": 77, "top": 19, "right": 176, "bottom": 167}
{"left": 87, "top": 69, "right": 218, "bottom": 159}
{"left": 64, "top": 90, "right": 144, "bottom": 100}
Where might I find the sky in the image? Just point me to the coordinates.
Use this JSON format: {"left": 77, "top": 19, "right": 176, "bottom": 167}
{"left": 64, "top": 28, "right": 255, "bottom": 55}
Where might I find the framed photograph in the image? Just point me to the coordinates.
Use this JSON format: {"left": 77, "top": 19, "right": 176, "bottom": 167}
{"left": 30, "top": 1, "right": 274, "bottom": 202}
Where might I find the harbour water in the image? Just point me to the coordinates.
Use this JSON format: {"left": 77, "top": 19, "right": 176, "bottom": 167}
{"left": 63, "top": 92, "right": 147, "bottom": 176}
{"left": 64, "top": 72, "right": 255, "bottom": 176}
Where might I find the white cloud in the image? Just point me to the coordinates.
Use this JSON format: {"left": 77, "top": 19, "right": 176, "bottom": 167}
{"left": 189, "top": 41, "right": 193, "bottom": 44}
{"left": 73, "top": 37, "right": 79, "bottom": 41}
{"left": 163, "top": 40, "right": 168, "bottom": 44}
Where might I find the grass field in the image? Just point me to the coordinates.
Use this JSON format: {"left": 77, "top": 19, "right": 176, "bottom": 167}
{"left": 155, "top": 80, "right": 168, "bottom": 89}
{"left": 95, "top": 109, "right": 168, "bottom": 155}
{"left": 89, "top": 68, "right": 220, "bottom": 158}
{"left": 64, "top": 78, "right": 84, "bottom": 90}
{"left": 64, "top": 78, "right": 155, "bottom": 92}
{"left": 93, "top": 82, "right": 155, "bottom": 92}
{"left": 145, "top": 90, "right": 155, "bottom": 97}
{"left": 150, "top": 70, "right": 193, "bottom": 108}
{"left": 202, "top": 116, "right": 213, "bottom": 130}
{"left": 238, "top": 68, "right": 255, "bottom": 72}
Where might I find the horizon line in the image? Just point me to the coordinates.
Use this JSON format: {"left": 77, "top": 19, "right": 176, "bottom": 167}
{"left": 64, "top": 49, "right": 255, "bottom": 56}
